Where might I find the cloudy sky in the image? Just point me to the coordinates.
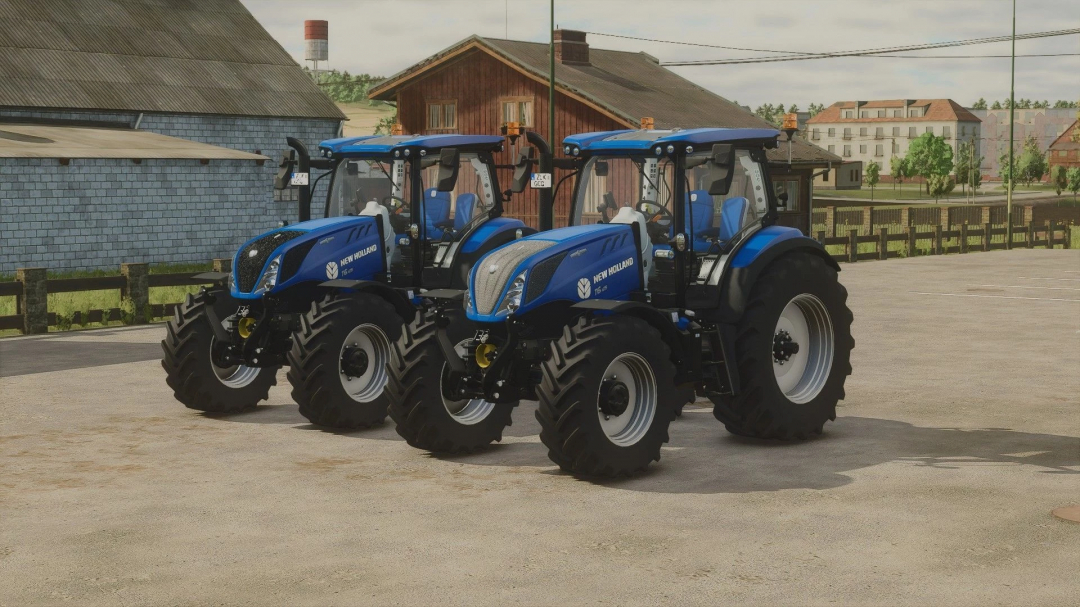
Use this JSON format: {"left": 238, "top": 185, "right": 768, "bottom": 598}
{"left": 243, "top": 0, "right": 1079, "bottom": 109}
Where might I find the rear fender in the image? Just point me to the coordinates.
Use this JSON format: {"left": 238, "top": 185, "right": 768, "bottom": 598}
{"left": 716, "top": 230, "right": 839, "bottom": 322}
{"left": 318, "top": 279, "right": 416, "bottom": 323}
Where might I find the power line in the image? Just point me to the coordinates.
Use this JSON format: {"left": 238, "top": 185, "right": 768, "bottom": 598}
{"left": 583, "top": 28, "right": 1080, "bottom": 66}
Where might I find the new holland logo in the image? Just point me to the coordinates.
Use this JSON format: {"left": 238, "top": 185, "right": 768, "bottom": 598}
{"left": 325, "top": 261, "right": 339, "bottom": 280}
{"left": 592, "top": 257, "right": 634, "bottom": 284}
{"left": 577, "top": 277, "right": 591, "bottom": 299}
{"left": 340, "top": 244, "right": 378, "bottom": 266}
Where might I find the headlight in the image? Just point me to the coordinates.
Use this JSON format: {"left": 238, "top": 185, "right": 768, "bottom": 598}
{"left": 495, "top": 271, "right": 527, "bottom": 316}
{"left": 228, "top": 269, "right": 236, "bottom": 291}
{"left": 463, "top": 288, "right": 473, "bottom": 312}
{"left": 253, "top": 255, "right": 281, "bottom": 295}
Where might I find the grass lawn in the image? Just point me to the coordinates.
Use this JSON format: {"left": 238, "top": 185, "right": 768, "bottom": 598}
{"left": 0, "top": 262, "right": 210, "bottom": 335}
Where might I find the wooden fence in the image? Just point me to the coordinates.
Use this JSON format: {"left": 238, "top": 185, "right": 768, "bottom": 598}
{"left": 0, "top": 260, "right": 229, "bottom": 335}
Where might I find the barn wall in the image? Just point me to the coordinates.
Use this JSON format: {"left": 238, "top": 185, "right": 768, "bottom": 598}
{"left": 394, "top": 50, "right": 630, "bottom": 227}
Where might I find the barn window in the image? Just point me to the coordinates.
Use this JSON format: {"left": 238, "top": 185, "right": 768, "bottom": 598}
{"left": 426, "top": 100, "right": 457, "bottom": 131}
{"left": 499, "top": 97, "right": 534, "bottom": 127}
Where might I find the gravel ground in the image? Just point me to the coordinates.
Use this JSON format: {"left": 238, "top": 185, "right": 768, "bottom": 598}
{"left": 1, "top": 249, "right": 1077, "bottom": 606}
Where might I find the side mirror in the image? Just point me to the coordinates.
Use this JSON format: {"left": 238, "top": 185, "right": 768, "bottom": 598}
{"left": 346, "top": 161, "right": 359, "bottom": 176}
{"left": 511, "top": 147, "right": 534, "bottom": 193}
{"left": 594, "top": 161, "right": 609, "bottom": 177}
{"left": 273, "top": 150, "right": 295, "bottom": 190}
{"left": 706, "top": 143, "right": 736, "bottom": 196}
{"left": 777, "top": 191, "right": 789, "bottom": 209}
{"left": 436, "top": 148, "right": 460, "bottom": 192}
{"left": 599, "top": 192, "right": 616, "bottom": 212}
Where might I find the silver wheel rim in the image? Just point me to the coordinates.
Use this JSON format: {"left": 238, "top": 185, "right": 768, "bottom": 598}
{"left": 597, "top": 353, "right": 657, "bottom": 447}
{"left": 209, "top": 337, "right": 261, "bottom": 389}
{"left": 773, "top": 293, "right": 834, "bottom": 404}
{"left": 440, "top": 340, "right": 496, "bottom": 425}
{"left": 339, "top": 324, "right": 391, "bottom": 403}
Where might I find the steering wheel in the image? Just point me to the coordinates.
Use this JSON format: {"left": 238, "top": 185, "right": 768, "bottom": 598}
{"left": 637, "top": 200, "right": 672, "bottom": 241}
{"left": 381, "top": 196, "right": 411, "bottom": 232}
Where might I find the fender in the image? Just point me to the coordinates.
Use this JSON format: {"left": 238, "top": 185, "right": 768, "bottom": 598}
{"left": 570, "top": 299, "right": 692, "bottom": 371}
{"left": 319, "top": 279, "right": 416, "bottom": 323}
{"left": 716, "top": 228, "right": 839, "bottom": 322}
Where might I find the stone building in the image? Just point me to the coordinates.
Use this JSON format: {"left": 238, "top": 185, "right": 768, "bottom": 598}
{"left": 0, "top": 0, "right": 344, "bottom": 273}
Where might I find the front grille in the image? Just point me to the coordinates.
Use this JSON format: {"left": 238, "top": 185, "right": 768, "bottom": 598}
{"left": 524, "top": 251, "right": 567, "bottom": 305}
{"left": 280, "top": 239, "right": 317, "bottom": 284}
{"left": 474, "top": 240, "right": 556, "bottom": 314}
{"left": 236, "top": 230, "right": 304, "bottom": 292}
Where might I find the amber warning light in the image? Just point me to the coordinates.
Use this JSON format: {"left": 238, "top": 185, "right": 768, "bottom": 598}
{"left": 782, "top": 113, "right": 799, "bottom": 131}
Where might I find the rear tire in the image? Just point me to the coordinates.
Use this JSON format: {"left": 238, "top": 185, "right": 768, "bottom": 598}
{"left": 386, "top": 310, "right": 516, "bottom": 453}
{"left": 536, "top": 315, "right": 679, "bottom": 477}
{"left": 711, "top": 253, "right": 853, "bottom": 439}
{"left": 287, "top": 293, "right": 404, "bottom": 429}
{"left": 161, "top": 291, "right": 278, "bottom": 413}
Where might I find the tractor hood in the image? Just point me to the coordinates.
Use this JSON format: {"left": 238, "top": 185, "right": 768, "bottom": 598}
{"left": 229, "top": 216, "right": 385, "bottom": 300}
{"left": 466, "top": 223, "right": 644, "bottom": 322}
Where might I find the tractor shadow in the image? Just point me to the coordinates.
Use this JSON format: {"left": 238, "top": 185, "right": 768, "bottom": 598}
{"left": 200, "top": 404, "right": 403, "bottom": 441}
{"left": 439, "top": 403, "right": 1080, "bottom": 494}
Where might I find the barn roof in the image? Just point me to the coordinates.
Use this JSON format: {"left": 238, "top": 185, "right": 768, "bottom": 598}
{"left": 0, "top": 0, "right": 344, "bottom": 120}
{"left": 369, "top": 35, "right": 839, "bottom": 166}
{"left": 1048, "top": 119, "right": 1080, "bottom": 152}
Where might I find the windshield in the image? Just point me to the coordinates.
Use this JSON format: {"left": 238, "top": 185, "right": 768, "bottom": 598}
{"left": 326, "top": 158, "right": 406, "bottom": 218}
{"left": 417, "top": 152, "right": 497, "bottom": 242}
{"left": 571, "top": 156, "right": 677, "bottom": 227}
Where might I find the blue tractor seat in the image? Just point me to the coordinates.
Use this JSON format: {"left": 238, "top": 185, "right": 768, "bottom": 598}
{"left": 674, "top": 190, "right": 718, "bottom": 253}
{"left": 718, "top": 196, "right": 751, "bottom": 243}
{"left": 452, "top": 193, "right": 479, "bottom": 231}
{"left": 424, "top": 188, "right": 452, "bottom": 240}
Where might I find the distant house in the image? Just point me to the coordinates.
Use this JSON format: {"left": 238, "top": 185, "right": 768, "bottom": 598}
{"left": 0, "top": 0, "right": 345, "bottom": 273}
{"left": 370, "top": 30, "right": 838, "bottom": 234}
{"left": 971, "top": 108, "right": 1078, "bottom": 177}
{"left": 808, "top": 99, "right": 981, "bottom": 184}
{"left": 1047, "top": 119, "right": 1080, "bottom": 174}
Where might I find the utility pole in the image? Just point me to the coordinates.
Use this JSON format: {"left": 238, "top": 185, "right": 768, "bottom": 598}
{"left": 1006, "top": 0, "right": 1016, "bottom": 247}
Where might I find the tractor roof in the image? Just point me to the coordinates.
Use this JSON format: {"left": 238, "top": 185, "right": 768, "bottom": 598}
{"left": 564, "top": 128, "right": 780, "bottom": 154}
{"left": 319, "top": 134, "right": 505, "bottom": 157}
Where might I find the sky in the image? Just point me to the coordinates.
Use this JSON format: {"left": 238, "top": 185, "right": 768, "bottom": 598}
{"left": 242, "top": 0, "right": 1080, "bottom": 109}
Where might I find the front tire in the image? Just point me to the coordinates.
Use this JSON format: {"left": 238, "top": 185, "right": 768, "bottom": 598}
{"left": 161, "top": 291, "right": 278, "bottom": 413}
{"left": 536, "top": 316, "right": 679, "bottom": 477}
{"left": 711, "top": 253, "right": 853, "bottom": 439}
{"left": 386, "top": 310, "right": 516, "bottom": 454}
{"left": 287, "top": 293, "right": 404, "bottom": 429}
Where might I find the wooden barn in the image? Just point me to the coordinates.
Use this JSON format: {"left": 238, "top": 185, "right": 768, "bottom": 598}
{"left": 369, "top": 30, "right": 839, "bottom": 233}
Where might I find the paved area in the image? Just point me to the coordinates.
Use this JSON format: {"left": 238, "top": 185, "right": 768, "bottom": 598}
{"left": 1, "top": 249, "right": 1078, "bottom": 606}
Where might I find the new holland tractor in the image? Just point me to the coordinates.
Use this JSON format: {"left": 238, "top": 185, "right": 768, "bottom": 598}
{"left": 389, "top": 127, "right": 853, "bottom": 477}
{"left": 162, "top": 131, "right": 551, "bottom": 429}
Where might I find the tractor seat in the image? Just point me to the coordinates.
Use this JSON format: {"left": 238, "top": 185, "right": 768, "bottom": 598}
{"left": 718, "top": 196, "right": 751, "bottom": 243}
{"left": 424, "top": 188, "right": 452, "bottom": 240}
{"left": 452, "top": 193, "right": 479, "bottom": 231}
{"left": 674, "top": 190, "right": 718, "bottom": 253}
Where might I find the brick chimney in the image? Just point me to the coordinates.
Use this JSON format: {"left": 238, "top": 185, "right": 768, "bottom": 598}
{"left": 554, "top": 29, "right": 589, "bottom": 65}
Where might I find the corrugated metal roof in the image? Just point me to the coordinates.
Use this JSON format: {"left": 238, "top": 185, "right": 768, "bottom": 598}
{"left": 0, "top": 123, "right": 269, "bottom": 159}
{"left": 370, "top": 35, "right": 839, "bottom": 166}
{"left": 0, "top": 0, "right": 344, "bottom": 120}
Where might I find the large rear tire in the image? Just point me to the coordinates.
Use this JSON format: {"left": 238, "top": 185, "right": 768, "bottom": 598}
{"left": 161, "top": 291, "right": 278, "bottom": 413}
{"left": 711, "top": 253, "right": 853, "bottom": 439}
{"left": 536, "top": 315, "right": 679, "bottom": 477}
{"left": 287, "top": 293, "right": 404, "bottom": 429}
{"left": 386, "top": 310, "right": 515, "bottom": 453}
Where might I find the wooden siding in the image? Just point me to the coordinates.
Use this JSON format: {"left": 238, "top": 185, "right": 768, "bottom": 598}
{"left": 395, "top": 49, "right": 629, "bottom": 227}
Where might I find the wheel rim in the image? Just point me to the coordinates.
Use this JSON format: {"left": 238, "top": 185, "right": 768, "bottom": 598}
{"left": 209, "top": 337, "right": 261, "bottom": 389}
{"left": 772, "top": 293, "right": 834, "bottom": 404}
{"left": 439, "top": 340, "right": 496, "bottom": 425}
{"left": 597, "top": 353, "right": 657, "bottom": 447}
{"left": 339, "top": 324, "right": 391, "bottom": 403}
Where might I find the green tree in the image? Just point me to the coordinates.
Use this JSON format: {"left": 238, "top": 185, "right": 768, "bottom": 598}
{"left": 1051, "top": 165, "right": 1068, "bottom": 195}
{"left": 971, "top": 165, "right": 983, "bottom": 193}
{"left": 1017, "top": 135, "right": 1047, "bottom": 186}
{"left": 906, "top": 133, "right": 954, "bottom": 194}
{"left": 991, "top": 100, "right": 1003, "bottom": 110}
{"left": 1067, "top": 167, "right": 1080, "bottom": 200}
{"left": 953, "top": 141, "right": 983, "bottom": 195}
{"left": 807, "top": 102, "right": 825, "bottom": 117}
{"left": 927, "top": 174, "right": 955, "bottom": 201}
{"left": 864, "top": 160, "right": 881, "bottom": 200}
{"left": 1053, "top": 100, "right": 1079, "bottom": 109}
{"left": 373, "top": 112, "right": 397, "bottom": 135}
{"left": 971, "top": 98, "right": 988, "bottom": 110}
{"left": 306, "top": 68, "right": 386, "bottom": 105}
{"left": 998, "top": 149, "right": 1017, "bottom": 192}
{"left": 889, "top": 155, "right": 907, "bottom": 194}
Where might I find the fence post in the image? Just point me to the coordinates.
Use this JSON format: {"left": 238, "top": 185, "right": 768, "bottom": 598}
{"left": 939, "top": 207, "right": 950, "bottom": 231}
{"left": 1047, "top": 221, "right": 1055, "bottom": 249}
{"left": 16, "top": 268, "right": 48, "bottom": 335}
{"left": 848, "top": 229, "right": 858, "bottom": 263}
{"left": 862, "top": 206, "right": 873, "bottom": 236}
{"left": 1065, "top": 225, "right": 1073, "bottom": 250}
{"left": 960, "top": 224, "right": 968, "bottom": 254}
{"left": 980, "top": 206, "right": 991, "bottom": 226}
{"left": 212, "top": 258, "right": 231, "bottom": 273}
{"left": 900, "top": 207, "right": 911, "bottom": 228}
{"left": 983, "top": 222, "right": 991, "bottom": 252}
{"left": 878, "top": 228, "right": 888, "bottom": 260}
{"left": 934, "top": 225, "right": 943, "bottom": 255}
{"left": 1022, "top": 205, "right": 1034, "bottom": 225}
{"left": 824, "top": 206, "right": 836, "bottom": 238}
{"left": 816, "top": 230, "right": 825, "bottom": 245}
{"left": 907, "top": 226, "right": 916, "bottom": 257}
{"left": 1027, "top": 220, "right": 1036, "bottom": 248}
{"left": 120, "top": 263, "right": 149, "bottom": 325}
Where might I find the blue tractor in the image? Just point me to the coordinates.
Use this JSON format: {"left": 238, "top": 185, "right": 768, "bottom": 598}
{"left": 389, "top": 128, "right": 853, "bottom": 476}
{"left": 162, "top": 132, "right": 551, "bottom": 429}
